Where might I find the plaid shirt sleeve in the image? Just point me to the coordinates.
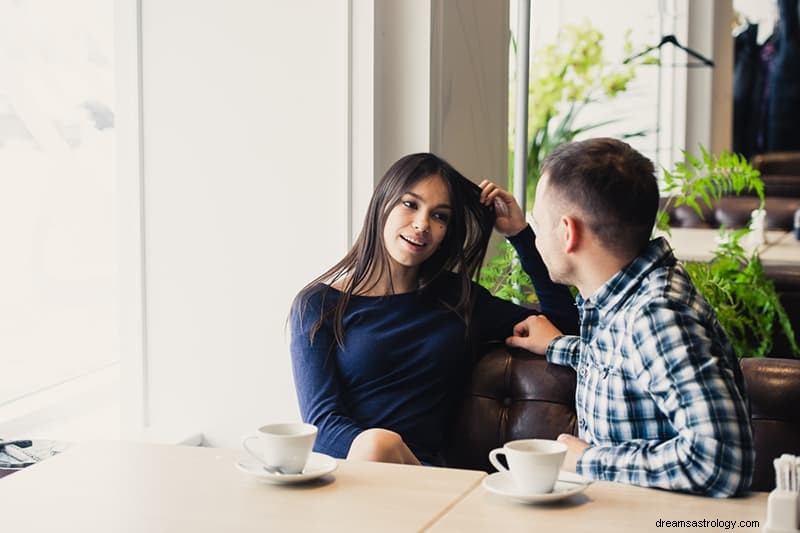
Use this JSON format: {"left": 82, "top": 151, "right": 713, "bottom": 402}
{"left": 546, "top": 335, "right": 581, "bottom": 369}
{"left": 576, "top": 296, "right": 754, "bottom": 497}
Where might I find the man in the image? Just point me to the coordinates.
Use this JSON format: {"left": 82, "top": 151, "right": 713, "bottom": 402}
{"left": 505, "top": 138, "right": 754, "bottom": 497}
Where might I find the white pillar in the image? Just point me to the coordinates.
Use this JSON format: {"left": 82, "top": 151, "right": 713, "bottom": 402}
{"left": 363, "top": 0, "right": 509, "bottom": 199}
{"left": 685, "top": 0, "right": 733, "bottom": 155}
{"left": 352, "top": 0, "right": 510, "bottom": 254}
{"left": 512, "top": 0, "right": 530, "bottom": 212}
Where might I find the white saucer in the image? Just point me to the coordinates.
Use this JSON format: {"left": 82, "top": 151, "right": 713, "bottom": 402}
{"left": 482, "top": 471, "right": 592, "bottom": 503}
{"left": 235, "top": 452, "right": 337, "bottom": 484}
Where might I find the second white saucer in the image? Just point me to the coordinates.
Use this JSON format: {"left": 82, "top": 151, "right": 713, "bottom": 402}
{"left": 235, "top": 452, "right": 337, "bottom": 484}
{"left": 482, "top": 471, "right": 592, "bottom": 503}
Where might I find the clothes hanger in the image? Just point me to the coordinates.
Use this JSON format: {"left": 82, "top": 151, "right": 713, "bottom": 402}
{"left": 624, "top": 34, "right": 714, "bottom": 67}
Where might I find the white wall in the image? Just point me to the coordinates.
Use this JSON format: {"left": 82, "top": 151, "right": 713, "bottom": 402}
{"left": 373, "top": 0, "right": 432, "bottom": 176}
{"left": 119, "top": 0, "right": 349, "bottom": 447}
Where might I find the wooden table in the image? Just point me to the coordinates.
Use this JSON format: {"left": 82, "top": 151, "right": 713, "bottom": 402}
{"left": 0, "top": 441, "right": 771, "bottom": 532}
{"left": 429, "top": 476, "right": 768, "bottom": 533}
{"left": 0, "top": 441, "right": 483, "bottom": 532}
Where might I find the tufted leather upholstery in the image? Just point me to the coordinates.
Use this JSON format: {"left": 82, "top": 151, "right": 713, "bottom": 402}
{"left": 741, "top": 357, "right": 800, "bottom": 491}
{"left": 660, "top": 196, "right": 800, "bottom": 230}
{"left": 660, "top": 151, "right": 800, "bottom": 230}
{"left": 715, "top": 196, "right": 800, "bottom": 230}
{"left": 442, "top": 345, "right": 577, "bottom": 472}
{"left": 753, "top": 151, "right": 800, "bottom": 176}
{"left": 443, "top": 344, "right": 800, "bottom": 492}
{"left": 766, "top": 266, "right": 800, "bottom": 357}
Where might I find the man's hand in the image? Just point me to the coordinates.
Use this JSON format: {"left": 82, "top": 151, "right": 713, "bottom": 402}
{"left": 479, "top": 179, "right": 527, "bottom": 237}
{"left": 506, "top": 315, "right": 563, "bottom": 355}
{"left": 557, "top": 434, "right": 590, "bottom": 472}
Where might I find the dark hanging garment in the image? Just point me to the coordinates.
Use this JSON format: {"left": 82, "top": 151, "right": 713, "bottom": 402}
{"left": 767, "top": 0, "right": 800, "bottom": 151}
{"left": 733, "top": 24, "right": 763, "bottom": 159}
{"left": 757, "top": 33, "right": 779, "bottom": 154}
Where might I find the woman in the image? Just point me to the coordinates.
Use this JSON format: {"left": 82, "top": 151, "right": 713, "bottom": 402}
{"left": 290, "top": 153, "right": 577, "bottom": 466}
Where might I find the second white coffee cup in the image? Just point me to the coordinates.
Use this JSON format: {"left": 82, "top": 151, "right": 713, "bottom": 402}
{"left": 241, "top": 422, "right": 317, "bottom": 474}
{"left": 488, "top": 439, "right": 567, "bottom": 493}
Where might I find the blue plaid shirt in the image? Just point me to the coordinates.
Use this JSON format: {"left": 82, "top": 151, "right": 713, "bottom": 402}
{"left": 547, "top": 238, "right": 754, "bottom": 497}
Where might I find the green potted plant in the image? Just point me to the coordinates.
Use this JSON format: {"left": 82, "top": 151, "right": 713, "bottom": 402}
{"left": 658, "top": 148, "right": 798, "bottom": 358}
{"left": 514, "top": 19, "right": 650, "bottom": 207}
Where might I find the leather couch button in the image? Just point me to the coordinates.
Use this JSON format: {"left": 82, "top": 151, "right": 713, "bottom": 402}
{"left": 503, "top": 397, "right": 513, "bottom": 407}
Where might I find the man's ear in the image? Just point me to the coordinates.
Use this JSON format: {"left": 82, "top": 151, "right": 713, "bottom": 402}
{"left": 561, "top": 215, "right": 580, "bottom": 254}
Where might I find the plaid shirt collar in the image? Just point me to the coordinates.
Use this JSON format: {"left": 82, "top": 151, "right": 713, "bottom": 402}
{"left": 577, "top": 237, "right": 675, "bottom": 315}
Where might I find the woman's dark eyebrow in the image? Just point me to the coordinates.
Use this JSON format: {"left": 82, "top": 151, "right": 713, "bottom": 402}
{"left": 403, "top": 191, "right": 452, "bottom": 210}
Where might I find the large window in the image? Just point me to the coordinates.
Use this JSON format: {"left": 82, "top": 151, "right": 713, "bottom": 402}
{"left": 512, "top": 0, "right": 778, "bottom": 186}
{"left": 513, "top": 0, "right": 695, "bottom": 177}
{"left": 0, "top": 0, "right": 116, "bottom": 408}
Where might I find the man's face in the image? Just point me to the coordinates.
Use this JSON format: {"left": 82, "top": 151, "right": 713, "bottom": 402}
{"left": 531, "top": 173, "right": 572, "bottom": 285}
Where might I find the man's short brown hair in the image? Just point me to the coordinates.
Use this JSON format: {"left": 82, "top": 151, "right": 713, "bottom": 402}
{"left": 541, "top": 138, "right": 658, "bottom": 255}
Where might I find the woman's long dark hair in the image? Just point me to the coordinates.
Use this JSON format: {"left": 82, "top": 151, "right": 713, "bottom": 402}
{"left": 296, "top": 153, "right": 496, "bottom": 349}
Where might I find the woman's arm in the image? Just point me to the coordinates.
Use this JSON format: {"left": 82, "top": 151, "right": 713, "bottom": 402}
{"left": 479, "top": 181, "right": 578, "bottom": 335}
{"left": 292, "top": 291, "right": 424, "bottom": 465}
{"left": 508, "top": 226, "right": 578, "bottom": 335}
{"left": 290, "top": 292, "right": 364, "bottom": 459}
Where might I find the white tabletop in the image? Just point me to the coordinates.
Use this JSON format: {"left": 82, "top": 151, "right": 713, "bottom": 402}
{"left": 0, "top": 440, "right": 484, "bottom": 533}
{"left": 759, "top": 230, "right": 800, "bottom": 266}
{"left": 661, "top": 227, "right": 788, "bottom": 263}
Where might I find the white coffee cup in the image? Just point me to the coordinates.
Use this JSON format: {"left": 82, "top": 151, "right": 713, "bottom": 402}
{"left": 488, "top": 439, "right": 567, "bottom": 493}
{"left": 241, "top": 422, "right": 317, "bottom": 474}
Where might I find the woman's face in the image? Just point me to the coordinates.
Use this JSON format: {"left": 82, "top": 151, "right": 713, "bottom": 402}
{"left": 382, "top": 174, "right": 452, "bottom": 274}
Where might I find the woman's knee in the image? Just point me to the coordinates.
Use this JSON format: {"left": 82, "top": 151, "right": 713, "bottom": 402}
{"left": 347, "top": 428, "right": 405, "bottom": 462}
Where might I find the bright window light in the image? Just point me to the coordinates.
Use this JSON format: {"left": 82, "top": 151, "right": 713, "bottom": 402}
{"left": 0, "top": 0, "right": 117, "bottom": 408}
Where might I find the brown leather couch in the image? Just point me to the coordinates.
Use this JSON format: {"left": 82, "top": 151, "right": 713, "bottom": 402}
{"left": 770, "top": 266, "right": 800, "bottom": 357}
{"left": 661, "top": 196, "right": 800, "bottom": 230}
{"left": 442, "top": 344, "right": 800, "bottom": 492}
{"left": 661, "top": 151, "right": 800, "bottom": 231}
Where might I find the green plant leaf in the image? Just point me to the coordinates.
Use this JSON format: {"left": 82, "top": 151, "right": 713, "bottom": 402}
{"left": 683, "top": 228, "right": 799, "bottom": 358}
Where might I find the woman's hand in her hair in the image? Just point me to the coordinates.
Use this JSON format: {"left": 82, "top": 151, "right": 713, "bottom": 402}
{"left": 479, "top": 180, "right": 528, "bottom": 237}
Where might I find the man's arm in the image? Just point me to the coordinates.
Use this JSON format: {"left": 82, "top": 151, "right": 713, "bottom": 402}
{"left": 576, "top": 297, "right": 754, "bottom": 497}
{"left": 506, "top": 314, "right": 581, "bottom": 368}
